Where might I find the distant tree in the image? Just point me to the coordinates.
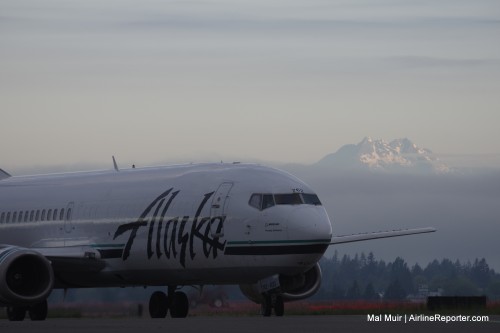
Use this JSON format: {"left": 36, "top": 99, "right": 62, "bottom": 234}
{"left": 367, "top": 252, "right": 376, "bottom": 266}
{"left": 346, "top": 280, "right": 361, "bottom": 300}
{"left": 363, "top": 282, "right": 379, "bottom": 300}
{"left": 424, "top": 259, "right": 441, "bottom": 278}
{"left": 364, "top": 255, "right": 377, "bottom": 286}
{"left": 360, "top": 252, "right": 367, "bottom": 268}
{"left": 470, "top": 258, "right": 491, "bottom": 289}
{"left": 384, "top": 279, "right": 407, "bottom": 300}
{"left": 439, "top": 258, "right": 459, "bottom": 279}
{"left": 389, "top": 257, "right": 413, "bottom": 293}
{"left": 317, "top": 253, "right": 500, "bottom": 301}
{"left": 454, "top": 259, "right": 462, "bottom": 274}
{"left": 411, "top": 263, "right": 423, "bottom": 276}
{"left": 444, "top": 277, "right": 480, "bottom": 296}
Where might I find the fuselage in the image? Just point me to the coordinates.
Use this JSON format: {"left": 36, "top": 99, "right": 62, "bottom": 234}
{"left": 0, "top": 163, "right": 332, "bottom": 288}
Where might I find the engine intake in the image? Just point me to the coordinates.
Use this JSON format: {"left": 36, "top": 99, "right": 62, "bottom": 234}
{"left": 280, "top": 263, "right": 322, "bottom": 301}
{"left": 0, "top": 247, "right": 54, "bottom": 305}
{"left": 240, "top": 263, "right": 322, "bottom": 303}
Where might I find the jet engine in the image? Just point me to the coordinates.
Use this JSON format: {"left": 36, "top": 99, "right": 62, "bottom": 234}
{"left": 240, "top": 263, "right": 322, "bottom": 304}
{"left": 0, "top": 247, "right": 54, "bottom": 305}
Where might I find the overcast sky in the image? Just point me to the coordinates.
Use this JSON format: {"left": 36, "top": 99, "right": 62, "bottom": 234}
{"left": 1, "top": 0, "right": 500, "bottom": 171}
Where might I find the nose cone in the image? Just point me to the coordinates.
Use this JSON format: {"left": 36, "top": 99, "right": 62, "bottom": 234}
{"left": 287, "top": 206, "right": 332, "bottom": 244}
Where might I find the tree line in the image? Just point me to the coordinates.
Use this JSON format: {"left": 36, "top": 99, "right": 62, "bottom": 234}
{"left": 51, "top": 251, "right": 500, "bottom": 303}
{"left": 314, "top": 251, "right": 500, "bottom": 300}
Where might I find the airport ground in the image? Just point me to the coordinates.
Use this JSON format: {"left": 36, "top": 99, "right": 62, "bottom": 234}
{"left": 1, "top": 315, "right": 499, "bottom": 333}
{"left": 2, "top": 300, "right": 499, "bottom": 332}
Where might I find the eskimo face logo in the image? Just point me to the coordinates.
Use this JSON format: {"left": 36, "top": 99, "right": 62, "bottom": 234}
{"left": 113, "top": 188, "right": 226, "bottom": 267}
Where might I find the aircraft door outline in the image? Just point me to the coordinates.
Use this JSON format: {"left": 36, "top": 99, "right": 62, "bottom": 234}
{"left": 64, "top": 201, "right": 75, "bottom": 233}
{"left": 210, "top": 182, "right": 233, "bottom": 237}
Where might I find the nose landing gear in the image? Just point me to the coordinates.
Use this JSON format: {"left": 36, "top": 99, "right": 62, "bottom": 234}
{"left": 261, "top": 293, "right": 284, "bottom": 317}
{"left": 148, "top": 286, "right": 189, "bottom": 318}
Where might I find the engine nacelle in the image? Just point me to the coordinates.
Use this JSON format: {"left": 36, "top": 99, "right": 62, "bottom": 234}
{"left": 240, "top": 263, "right": 322, "bottom": 304}
{"left": 0, "top": 247, "right": 54, "bottom": 305}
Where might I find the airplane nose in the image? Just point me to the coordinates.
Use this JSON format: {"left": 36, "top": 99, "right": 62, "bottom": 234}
{"left": 287, "top": 206, "right": 332, "bottom": 242}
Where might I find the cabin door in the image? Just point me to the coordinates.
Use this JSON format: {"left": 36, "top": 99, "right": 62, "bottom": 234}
{"left": 209, "top": 182, "right": 233, "bottom": 237}
{"left": 64, "top": 201, "right": 75, "bottom": 233}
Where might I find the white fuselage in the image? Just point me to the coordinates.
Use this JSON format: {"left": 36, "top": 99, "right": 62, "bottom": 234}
{"left": 0, "top": 163, "right": 332, "bottom": 289}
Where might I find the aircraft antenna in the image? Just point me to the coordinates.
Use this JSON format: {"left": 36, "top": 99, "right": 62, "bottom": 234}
{"left": 0, "top": 168, "right": 11, "bottom": 180}
{"left": 112, "top": 156, "right": 120, "bottom": 172}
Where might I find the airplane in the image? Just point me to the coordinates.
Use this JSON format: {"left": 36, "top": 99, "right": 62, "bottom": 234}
{"left": 0, "top": 162, "right": 435, "bottom": 321}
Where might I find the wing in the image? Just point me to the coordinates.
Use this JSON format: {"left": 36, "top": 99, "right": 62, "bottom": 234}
{"left": 330, "top": 227, "right": 436, "bottom": 245}
{"left": 34, "top": 246, "right": 107, "bottom": 273}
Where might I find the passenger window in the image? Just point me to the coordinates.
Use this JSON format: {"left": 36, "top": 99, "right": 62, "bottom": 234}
{"left": 0, "top": 212, "right": 4, "bottom": 224}
{"left": 41, "top": 210, "right": 46, "bottom": 221}
{"left": 53, "top": 209, "right": 58, "bottom": 220}
{"left": 18, "top": 211, "right": 23, "bottom": 223}
{"left": 6, "top": 212, "right": 11, "bottom": 223}
{"left": 47, "top": 209, "right": 52, "bottom": 221}
{"left": 66, "top": 208, "right": 72, "bottom": 220}
{"left": 13, "top": 212, "right": 17, "bottom": 222}
{"left": 60, "top": 208, "right": 65, "bottom": 220}
{"left": 30, "top": 210, "right": 35, "bottom": 222}
{"left": 35, "top": 210, "right": 40, "bottom": 221}
{"left": 24, "top": 211, "right": 29, "bottom": 222}
{"left": 249, "top": 194, "right": 262, "bottom": 210}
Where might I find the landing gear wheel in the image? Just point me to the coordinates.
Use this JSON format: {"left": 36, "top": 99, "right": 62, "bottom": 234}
{"left": 149, "top": 291, "right": 168, "bottom": 318}
{"left": 274, "top": 296, "right": 284, "bottom": 317}
{"left": 261, "top": 294, "right": 272, "bottom": 317}
{"left": 170, "top": 291, "right": 189, "bottom": 318}
{"left": 7, "top": 306, "right": 27, "bottom": 321}
{"left": 29, "top": 300, "right": 48, "bottom": 321}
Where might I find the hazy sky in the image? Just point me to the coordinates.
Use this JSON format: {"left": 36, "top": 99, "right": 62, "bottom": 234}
{"left": 2, "top": 0, "right": 500, "bottom": 171}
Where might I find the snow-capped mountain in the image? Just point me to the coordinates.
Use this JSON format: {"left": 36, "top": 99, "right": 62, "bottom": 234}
{"left": 316, "top": 137, "right": 451, "bottom": 174}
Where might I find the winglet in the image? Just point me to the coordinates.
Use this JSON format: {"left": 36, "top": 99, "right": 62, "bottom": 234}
{"left": 0, "top": 168, "right": 11, "bottom": 180}
{"left": 112, "top": 156, "right": 120, "bottom": 172}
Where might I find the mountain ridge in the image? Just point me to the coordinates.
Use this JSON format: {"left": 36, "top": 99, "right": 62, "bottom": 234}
{"left": 316, "top": 137, "right": 451, "bottom": 174}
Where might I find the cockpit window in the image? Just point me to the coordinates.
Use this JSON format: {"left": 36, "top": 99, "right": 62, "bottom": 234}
{"left": 302, "top": 193, "right": 322, "bottom": 205}
{"left": 274, "top": 193, "right": 302, "bottom": 205}
{"left": 249, "top": 194, "right": 275, "bottom": 210}
{"left": 262, "top": 194, "right": 275, "bottom": 209}
{"left": 249, "top": 194, "right": 262, "bottom": 210}
{"left": 249, "top": 192, "right": 321, "bottom": 210}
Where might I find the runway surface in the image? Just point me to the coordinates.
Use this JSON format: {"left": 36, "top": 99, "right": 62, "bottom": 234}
{"left": 1, "top": 315, "right": 499, "bottom": 333}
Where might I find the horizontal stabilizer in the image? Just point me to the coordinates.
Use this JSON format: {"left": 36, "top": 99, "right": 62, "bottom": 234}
{"left": 0, "top": 168, "right": 11, "bottom": 180}
{"left": 330, "top": 227, "right": 436, "bottom": 245}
